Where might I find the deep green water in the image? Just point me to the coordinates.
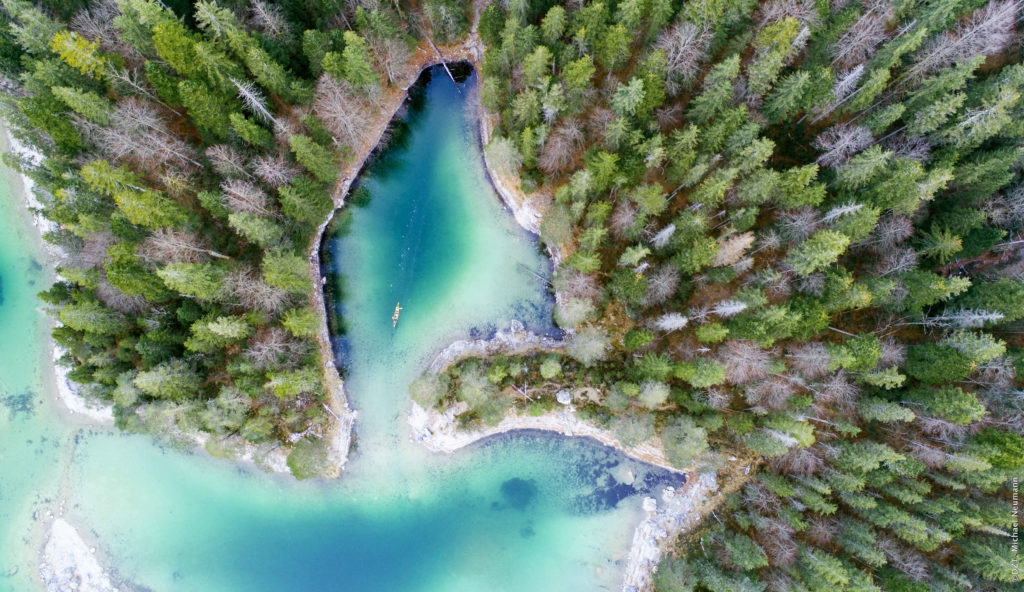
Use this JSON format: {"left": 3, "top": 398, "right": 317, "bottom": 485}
{"left": 0, "top": 67, "right": 680, "bottom": 591}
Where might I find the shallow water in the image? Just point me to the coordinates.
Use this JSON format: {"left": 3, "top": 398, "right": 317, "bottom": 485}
{"left": 0, "top": 146, "right": 68, "bottom": 590}
{"left": 0, "top": 67, "right": 681, "bottom": 591}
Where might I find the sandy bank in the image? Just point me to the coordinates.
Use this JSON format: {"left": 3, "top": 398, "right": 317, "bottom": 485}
{"left": 3, "top": 130, "right": 114, "bottom": 426}
{"left": 51, "top": 346, "right": 114, "bottom": 424}
{"left": 409, "top": 399, "right": 680, "bottom": 473}
{"left": 38, "top": 518, "right": 119, "bottom": 592}
{"left": 4, "top": 132, "right": 56, "bottom": 236}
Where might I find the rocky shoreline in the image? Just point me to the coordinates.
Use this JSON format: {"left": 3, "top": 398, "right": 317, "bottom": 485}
{"left": 426, "top": 320, "right": 564, "bottom": 373}
{"left": 621, "top": 472, "right": 720, "bottom": 592}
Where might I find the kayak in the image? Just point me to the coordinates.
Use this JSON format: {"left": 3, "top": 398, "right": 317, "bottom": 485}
{"left": 392, "top": 302, "right": 402, "bottom": 328}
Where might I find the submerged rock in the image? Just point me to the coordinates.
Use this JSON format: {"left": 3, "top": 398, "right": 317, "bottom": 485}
{"left": 497, "top": 477, "right": 538, "bottom": 511}
{"left": 39, "top": 519, "right": 119, "bottom": 592}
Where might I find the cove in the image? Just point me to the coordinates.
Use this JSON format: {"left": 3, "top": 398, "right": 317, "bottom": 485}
{"left": 0, "top": 66, "right": 682, "bottom": 592}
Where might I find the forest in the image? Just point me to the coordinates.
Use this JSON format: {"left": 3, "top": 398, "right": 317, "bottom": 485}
{"left": 412, "top": 0, "right": 1024, "bottom": 591}
{"left": 0, "top": 0, "right": 463, "bottom": 470}
{"left": 0, "top": 0, "right": 1021, "bottom": 590}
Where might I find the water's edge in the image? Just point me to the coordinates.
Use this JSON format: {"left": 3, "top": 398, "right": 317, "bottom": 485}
{"left": 309, "top": 55, "right": 663, "bottom": 477}
{"left": 1, "top": 45, "right": 720, "bottom": 592}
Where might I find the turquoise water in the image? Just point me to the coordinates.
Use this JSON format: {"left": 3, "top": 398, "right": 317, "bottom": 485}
{"left": 0, "top": 67, "right": 681, "bottom": 591}
{"left": 0, "top": 143, "right": 68, "bottom": 589}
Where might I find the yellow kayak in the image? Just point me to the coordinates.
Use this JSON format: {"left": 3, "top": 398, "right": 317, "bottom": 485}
{"left": 392, "top": 302, "right": 402, "bottom": 328}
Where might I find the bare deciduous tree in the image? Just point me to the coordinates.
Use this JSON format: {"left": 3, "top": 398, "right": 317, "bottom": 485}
{"left": 907, "top": 440, "right": 947, "bottom": 468}
{"left": 787, "top": 342, "right": 830, "bottom": 378}
{"left": 554, "top": 267, "right": 601, "bottom": 301}
{"left": 818, "top": 371, "right": 859, "bottom": 405}
{"left": 871, "top": 247, "right": 918, "bottom": 276}
{"left": 313, "top": 75, "right": 372, "bottom": 147}
{"left": 879, "top": 537, "right": 930, "bottom": 581}
{"left": 723, "top": 340, "right": 773, "bottom": 384}
{"left": 974, "top": 356, "right": 1016, "bottom": 390}
{"left": 805, "top": 516, "right": 839, "bottom": 546}
{"left": 984, "top": 185, "right": 1024, "bottom": 229}
{"left": 910, "top": 0, "right": 1018, "bottom": 79}
{"left": 71, "top": 0, "right": 132, "bottom": 58}
{"left": 140, "top": 228, "right": 227, "bottom": 264}
{"left": 654, "top": 22, "right": 711, "bottom": 92}
{"left": 687, "top": 305, "right": 711, "bottom": 325}
{"left": 813, "top": 123, "right": 873, "bottom": 168}
{"left": 370, "top": 36, "right": 414, "bottom": 85}
{"left": 85, "top": 98, "right": 199, "bottom": 171}
{"left": 755, "top": 517, "right": 798, "bottom": 566}
{"left": 245, "top": 327, "right": 310, "bottom": 369}
{"left": 253, "top": 153, "right": 300, "bottom": 188}
{"left": 538, "top": 119, "right": 584, "bottom": 175}
{"left": 485, "top": 136, "right": 523, "bottom": 177}
{"left": 831, "top": 2, "right": 893, "bottom": 71}
{"left": 883, "top": 133, "right": 931, "bottom": 162}
{"left": 745, "top": 377, "right": 795, "bottom": 410}
{"left": 878, "top": 336, "right": 906, "bottom": 366}
{"left": 756, "top": 229, "right": 783, "bottom": 254}
{"left": 566, "top": 325, "right": 610, "bottom": 366}
{"left": 865, "top": 214, "right": 914, "bottom": 252}
{"left": 95, "top": 277, "right": 148, "bottom": 314}
{"left": 206, "top": 145, "right": 251, "bottom": 179}
{"left": 769, "top": 445, "right": 824, "bottom": 477}
{"left": 702, "top": 387, "right": 733, "bottom": 411}
{"left": 743, "top": 481, "right": 782, "bottom": 513}
{"left": 554, "top": 296, "right": 596, "bottom": 328}
{"left": 222, "top": 179, "right": 272, "bottom": 215}
{"left": 915, "top": 415, "right": 968, "bottom": 440}
{"left": 610, "top": 200, "right": 638, "bottom": 239}
{"left": 759, "top": 0, "right": 821, "bottom": 27}
{"left": 755, "top": 268, "right": 791, "bottom": 298}
{"left": 228, "top": 267, "right": 291, "bottom": 314}
{"left": 777, "top": 207, "right": 820, "bottom": 241}
{"left": 645, "top": 265, "right": 680, "bottom": 305}
{"left": 795, "top": 271, "right": 826, "bottom": 296}
{"left": 69, "top": 231, "right": 114, "bottom": 269}
{"left": 585, "top": 107, "right": 616, "bottom": 140}
{"left": 654, "top": 104, "right": 683, "bottom": 130}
